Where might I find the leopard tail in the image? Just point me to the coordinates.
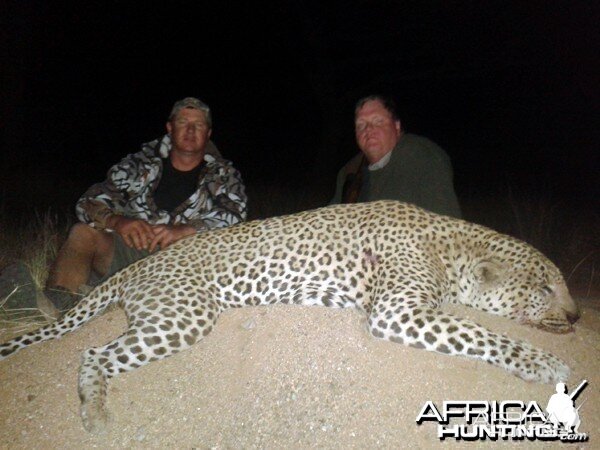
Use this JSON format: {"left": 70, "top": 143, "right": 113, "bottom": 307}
{"left": 0, "top": 272, "right": 124, "bottom": 361}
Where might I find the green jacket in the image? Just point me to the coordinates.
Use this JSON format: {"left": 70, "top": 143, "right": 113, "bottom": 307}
{"left": 330, "top": 133, "right": 461, "bottom": 218}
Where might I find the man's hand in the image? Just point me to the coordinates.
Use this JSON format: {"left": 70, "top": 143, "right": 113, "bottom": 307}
{"left": 148, "top": 224, "right": 196, "bottom": 252}
{"left": 107, "top": 216, "right": 156, "bottom": 250}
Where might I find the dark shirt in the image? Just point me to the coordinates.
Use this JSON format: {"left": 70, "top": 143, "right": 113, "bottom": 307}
{"left": 153, "top": 157, "right": 204, "bottom": 213}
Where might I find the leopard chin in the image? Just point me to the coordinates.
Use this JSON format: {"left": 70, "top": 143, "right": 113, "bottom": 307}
{"left": 536, "top": 310, "right": 578, "bottom": 334}
{"left": 536, "top": 320, "right": 573, "bottom": 334}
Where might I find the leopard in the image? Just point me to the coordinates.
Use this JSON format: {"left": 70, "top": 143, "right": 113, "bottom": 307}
{"left": 0, "top": 200, "right": 580, "bottom": 433}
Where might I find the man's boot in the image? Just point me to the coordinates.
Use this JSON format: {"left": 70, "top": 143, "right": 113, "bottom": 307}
{"left": 43, "top": 286, "right": 80, "bottom": 317}
{"left": 35, "top": 290, "right": 61, "bottom": 320}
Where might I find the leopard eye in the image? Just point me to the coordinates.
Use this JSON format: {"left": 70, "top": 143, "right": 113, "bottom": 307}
{"left": 541, "top": 286, "right": 553, "bottom": 294}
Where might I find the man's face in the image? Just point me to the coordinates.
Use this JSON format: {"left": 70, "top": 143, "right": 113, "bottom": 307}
{"left": 355, "top": 100, "right": 401, "bottom": 163}
{"left": 166, "top": 108, "right": 212, "bottom": 157}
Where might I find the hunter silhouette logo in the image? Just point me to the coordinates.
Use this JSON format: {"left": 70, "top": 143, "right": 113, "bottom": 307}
{"left": 546, "top": 380, "right": 587, "bottom": 435}
{"left": 416, "top": 380, "right": 589, "bottom": 442}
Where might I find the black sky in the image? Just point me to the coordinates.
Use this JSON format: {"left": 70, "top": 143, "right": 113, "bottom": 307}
{"left": 0, "top": 0, "right": 598, "bottom": 217}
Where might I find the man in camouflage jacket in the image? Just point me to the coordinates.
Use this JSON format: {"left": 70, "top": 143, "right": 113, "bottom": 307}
{"left": 42, "top": 97, "right": 247, "bottom": 317}
{"left": 76, "top": 135, "right": 245, "bottom": 233}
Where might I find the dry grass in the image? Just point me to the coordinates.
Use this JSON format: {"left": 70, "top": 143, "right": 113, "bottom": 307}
{"left": 23, "top": 212, "right": 65, "bottom": 289}
{"left": 0, "top": 210, "right": 69, "bottom": 328}
{"left": 463, "top": 187, "right": 599, "bottom": 300}
{"left": 509, "top": 199, "right": 598, "bottom": 299}
{"left": 0, "top": 286, "right": 41, "bottom": 334}
{"left": 0, "top": 210, "right": 64, "bottom": 272}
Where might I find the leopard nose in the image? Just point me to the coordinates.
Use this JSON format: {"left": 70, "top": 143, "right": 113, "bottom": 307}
{"left": 553, "top": 282, "right": 579, "bottom": 324}
{"left": 566, "top": 309, "right": 580, "bottom": 324}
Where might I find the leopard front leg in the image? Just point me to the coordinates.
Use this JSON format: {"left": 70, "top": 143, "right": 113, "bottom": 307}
{"left": 78, "top": 324, "right": 210, "bottom": 433}
{"left": 78, "top": 297, "right": 220, "bottom": 433}
{"left": 79, "top": 349, "right": 110, "bottom": 434}
{"left": 368, "top": 302, "right": 569, "bottom": 384}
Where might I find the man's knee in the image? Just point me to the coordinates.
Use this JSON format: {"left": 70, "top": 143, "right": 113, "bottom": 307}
{"left": 67, "top": 223, "right": 97, "bottom": 247}
{"left": 67, "top": 223, "right": 112, "bottom": 252}
{"left": 60, "top": 223, "right": 115, "bottom": 277}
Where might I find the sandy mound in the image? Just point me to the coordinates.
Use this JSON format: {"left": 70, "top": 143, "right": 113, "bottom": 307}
{"left": 1, "top": 300, "right": 598, "bottom": 449}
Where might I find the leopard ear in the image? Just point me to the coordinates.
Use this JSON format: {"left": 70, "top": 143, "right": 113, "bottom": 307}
{"left": 472, "top": 259, "right": 506, "bottom": 285}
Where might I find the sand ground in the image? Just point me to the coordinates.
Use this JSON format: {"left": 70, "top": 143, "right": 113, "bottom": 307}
{"left": 1, "top": 299, "right": 598, "bottom": 449}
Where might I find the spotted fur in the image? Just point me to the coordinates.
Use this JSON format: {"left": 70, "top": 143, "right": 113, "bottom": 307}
{"left": 0, "top": 201, "right": 579, "bottom": 433}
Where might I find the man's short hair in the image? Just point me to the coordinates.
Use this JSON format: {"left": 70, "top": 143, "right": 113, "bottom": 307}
{"left": 169, "top": 97, "right": 212, "bottom": 128}
{"left": 355, "top": 95, "right": 399, "bottom": 122}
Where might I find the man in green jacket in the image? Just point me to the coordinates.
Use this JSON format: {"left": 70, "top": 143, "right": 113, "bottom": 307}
{"left": 330, "top": 95, "right": 461, "bottom": 219}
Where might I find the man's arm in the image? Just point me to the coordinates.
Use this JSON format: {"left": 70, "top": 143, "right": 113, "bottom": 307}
{"left": 75, "top": 155, "right": 146, "bottom": 230}
{"left": 329, "top": 153, "right": 364, "bottom": 205}
{"left": 329, "top": 168, "right": 346, "bottom": 205}
{"left": 414, "top": 144, "right": 462, "bottom": 219}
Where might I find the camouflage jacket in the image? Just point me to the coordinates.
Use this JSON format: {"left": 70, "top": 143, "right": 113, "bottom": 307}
{"left": 76, "top": 134, "right": 247, "bottom": 232}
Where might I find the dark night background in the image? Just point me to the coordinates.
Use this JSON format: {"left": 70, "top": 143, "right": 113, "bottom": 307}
{"left": 0, "top": 1, "right": 598, "bottom": 288}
